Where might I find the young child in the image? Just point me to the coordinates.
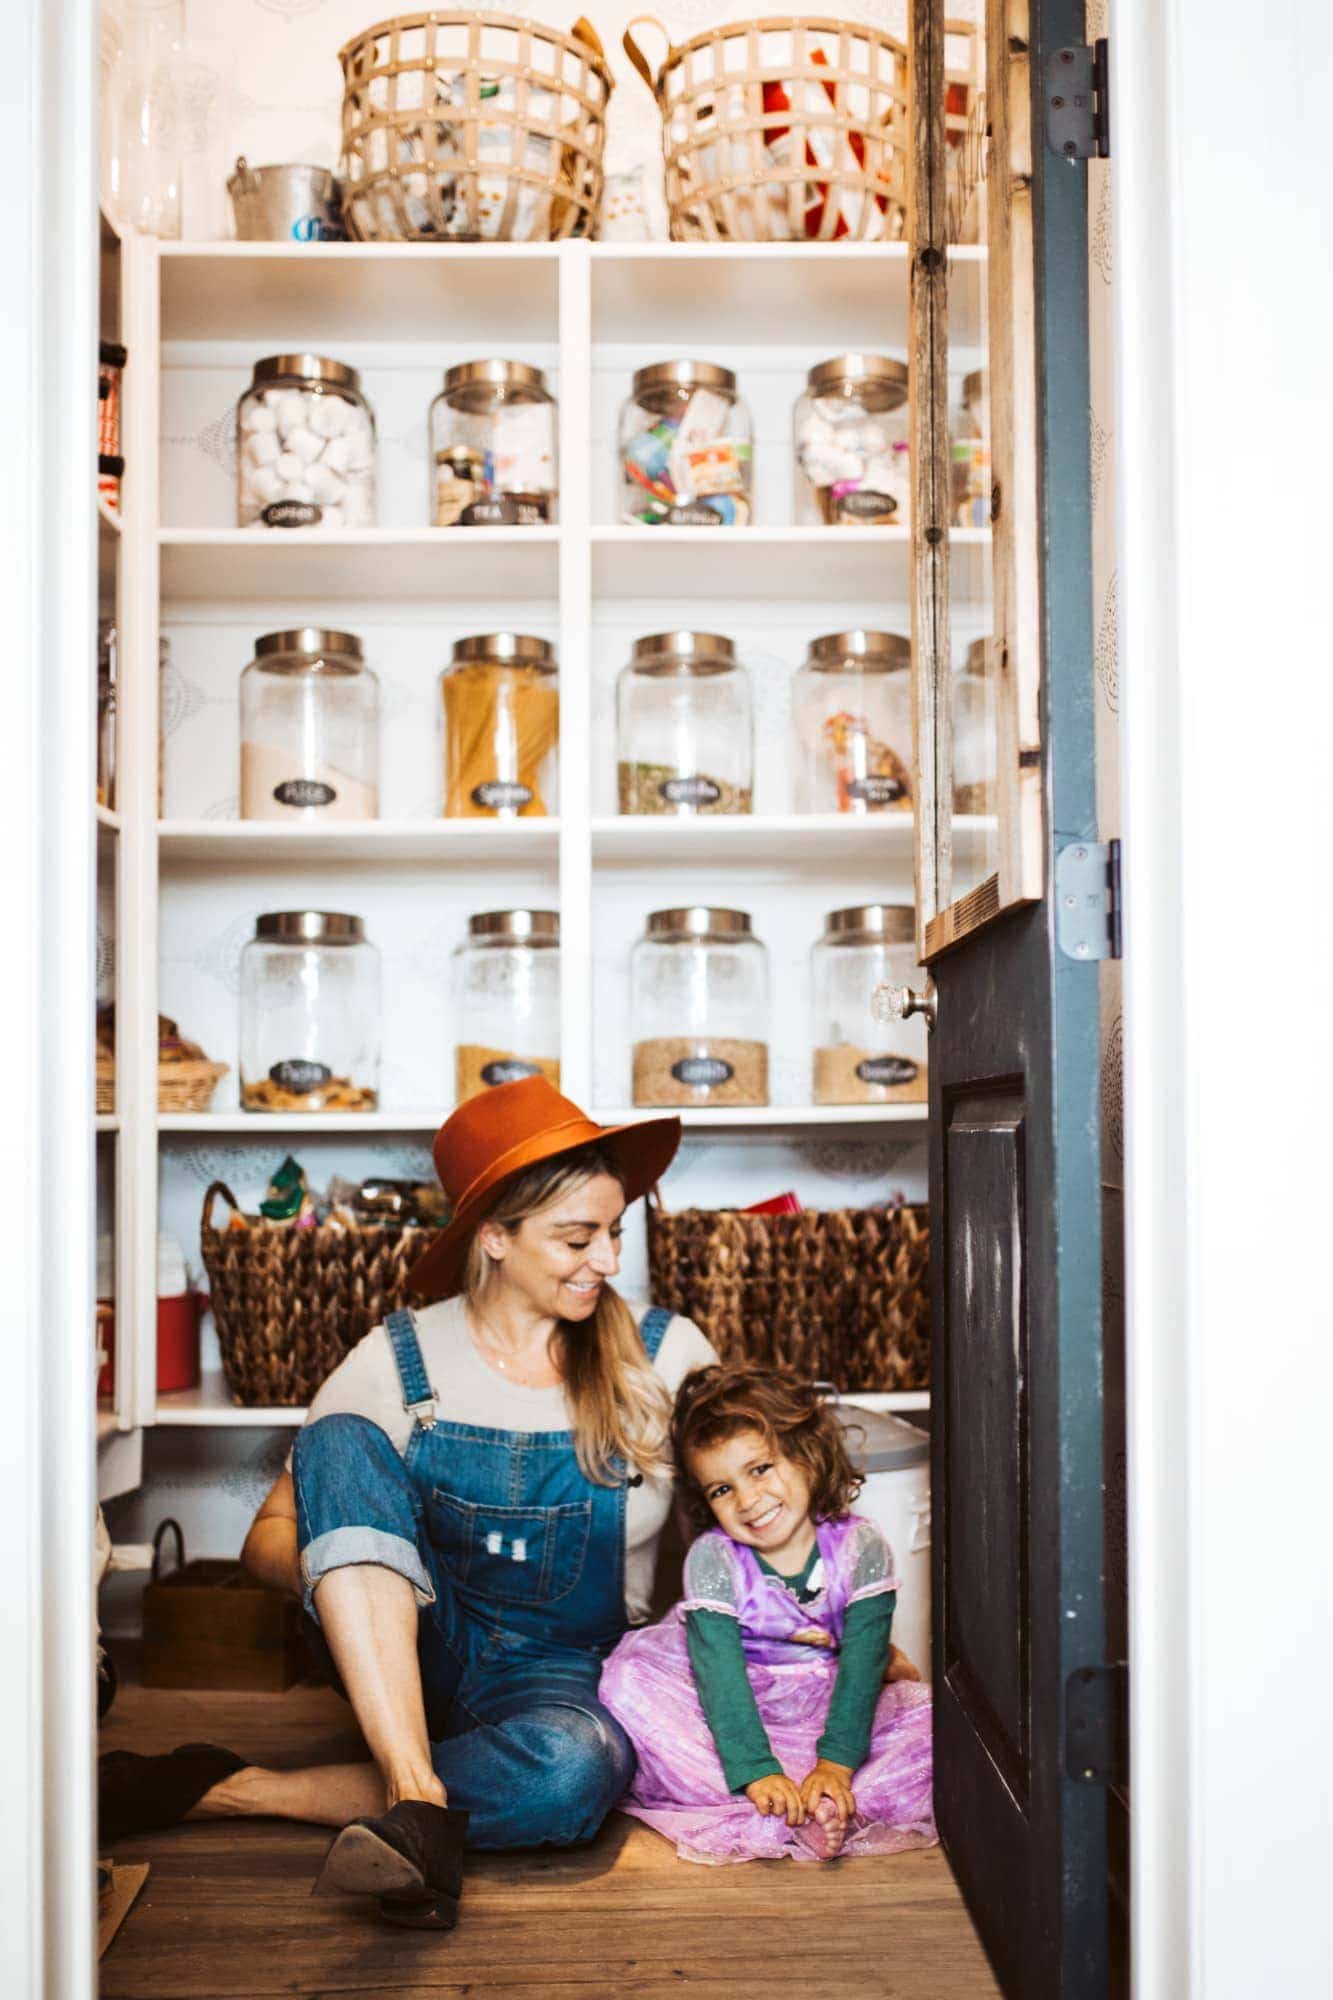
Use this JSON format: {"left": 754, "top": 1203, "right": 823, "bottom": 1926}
{"left": 600, "top": 1363, "right": 936, "bottom": 1865}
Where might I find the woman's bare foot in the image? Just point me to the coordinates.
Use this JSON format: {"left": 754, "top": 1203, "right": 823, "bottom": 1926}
{"left": 796, "top": 1796, "right": 847, "bottom": 1860}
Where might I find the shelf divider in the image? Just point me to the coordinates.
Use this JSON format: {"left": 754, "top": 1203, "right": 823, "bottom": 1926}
{"left": 558, "top": 244, "right": 593, "bottom": 1107}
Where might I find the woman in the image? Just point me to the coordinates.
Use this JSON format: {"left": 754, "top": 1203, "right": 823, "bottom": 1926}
{"left": 100, "top": 1078, "right": 716, "bottom": 1927}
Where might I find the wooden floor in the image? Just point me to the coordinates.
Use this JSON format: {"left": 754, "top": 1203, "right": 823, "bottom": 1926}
{"left": 99, "top": 1680, "right": 1001, "bottom": 2000}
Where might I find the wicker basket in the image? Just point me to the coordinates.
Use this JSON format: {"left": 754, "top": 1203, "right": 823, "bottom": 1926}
{"left": 158, "top": 1060, "right": 229, "bottom": 1113}
{"left": 199, "top": 1182, "right": 429, "bottom": 1407}
{"left": 624, "top": 13, "right": 910, "bottom": 243}
{"left": 338, "top": 10, "right": 614, "bottom": 242}
{"left": 96, "top": 1055, "right": 115, "bottom": 1116}
{"left": 647, "top": 1193, "right": 929, "bottom": 1391}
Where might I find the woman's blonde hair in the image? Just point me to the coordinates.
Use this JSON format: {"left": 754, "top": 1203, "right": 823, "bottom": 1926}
{"left": 460, "top": 1143, "right": 671, "bottom": 1486}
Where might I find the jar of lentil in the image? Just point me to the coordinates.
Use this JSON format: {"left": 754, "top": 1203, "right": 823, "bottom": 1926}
{"left": 453, "top": 909, "right": 561, "bottom": 1105}
{"left": 794, "top": 354, "right": 910, "bottom": 526}
{"left": 953, "top": 636, "right": 995, "bottom": 815}
{"left": 441, "top": 633, "right": 559, "bottom": 819}
{"left": 618, "top": 361, "right": 753, "bottom": 527}
{"left": 951, "top": 369, "right": 990, "bottom": 528}
{"left": 812, "top": 904, "right": 926, "bottom": 1105}
{"left": 237, "top": 354, "right": 376, "bottom": 529}
{"left": 631, "top": 907, "right": 769, "bottom": 1108}
{"left": 793, "top": 630, "right": 913, "bottom": 814}
{"left": 239, "top": 627, "right": 380, "bottom": 821}
{"left": 429, "top": 359, "right": 557, "bottom": 527}
{"left": 617, "top": 631, "right": 753, "bottom": 816}
{"left": 239, "top": 911, "right": 381, "bottom": 1113}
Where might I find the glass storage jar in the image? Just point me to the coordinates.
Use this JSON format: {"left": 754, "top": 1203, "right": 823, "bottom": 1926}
{"left": 429, "top": 359, "right": 557, "bottom": 527}
{"left": 794, "top": 354, "right": 910, "bottom": 526}
{"left": 237, "top": 354, "right": 376, "bottom": 529}
{"left": 97, "top": 619, "right": 118, "bottom": 809}
{"left": 812, "top": 904, "right": 926, "bottom": 1104}
{"left": 616, "top": 631, "right": 753, "bottom": 815}
{"left": 793, "top": 629, "right": 913, "bottom": 814}
{"left": 239, "top": 911, "right": 381, "bottom": 1112}
{"left": 441, "top": 633, "right": 559, "bottom": 819}
{"left": 951, "top": 369, "right": 990, "bottom": 528}
{"left": 619, "top": 361, "right": 753, "bottom": 527}
{"left": 239, "top": 627, "right": 380, "bottom": 821}
{"left": 953, "top": 636, "right": 995, "bottom": 815}
{"left": 453, "top": 909, "right": 561, "bottom": 1105}
{"left": 631, "top": 907, "right": 769, "bottom": 1107}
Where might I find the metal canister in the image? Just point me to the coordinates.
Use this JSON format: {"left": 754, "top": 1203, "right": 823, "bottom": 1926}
{"left": 227, "top": 158, "right": 345, "bottom": 243}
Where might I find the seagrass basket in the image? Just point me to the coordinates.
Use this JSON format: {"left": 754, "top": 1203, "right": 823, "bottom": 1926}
{"left": 338, "top": 10, "right": 614, "bottom": 242}
{"left": 157, "top": 1060, "right": 229, "bottom": 1113}
{"left": 199, "top": 1182, "right": 428, "bottom": 1406}
{"left": 646, "top": 1193, "right": 929, "bottom": 1391}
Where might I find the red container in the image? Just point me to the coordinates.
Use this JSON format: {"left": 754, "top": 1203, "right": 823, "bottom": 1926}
{"left": 95, "top": 1293, "right": 202, "bottom": 1398}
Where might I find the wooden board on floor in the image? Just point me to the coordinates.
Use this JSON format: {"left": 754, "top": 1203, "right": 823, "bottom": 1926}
{"left": 98, "top": 1862, "right": 150, "bottom": 1958}
{"left": 99, "top": 1682, "right": 1001, "bottom": 2000}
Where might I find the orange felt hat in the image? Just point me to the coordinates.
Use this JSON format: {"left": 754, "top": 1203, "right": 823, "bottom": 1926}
{"left": 406, "top": 1076, "right": 682, "bottom": 1301}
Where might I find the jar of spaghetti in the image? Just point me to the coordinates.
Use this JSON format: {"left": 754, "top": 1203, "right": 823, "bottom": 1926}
{"left": 794, "top": 354, "right": 910, "bottom": 526}
{"left": 239, "top": 911, "right": 381, "bottom": 1113}
{"left": 812, "top": 903, "right": 926, "bottom": 1105}
{"left": 453, "top": 910, "right": 561, "bottom": 1105}
{"left": 441, "top": 633, "right": 559, "bottom": 819}
{"left": 616, "top": 631, "right": 753, "bottom": 815}
{"left": 239, "top": 627, "right": 379, "bottom": 821}
{"left": 237, "top": 353, "right": 376, "bottom": 529}
{"left": 618, "top": 361, "right": 752, "bottom": 527}
{"left": 429, "top": 360, "right": 557, "bottom": 527}
{"left": 953, "top": 636, "right": 995, "bottom": 815}
{"left": 631, "top": 907, "right": 769, "bottom": 1108}
{"left": 793, "top": 630, "right": 913, "bottom": 814}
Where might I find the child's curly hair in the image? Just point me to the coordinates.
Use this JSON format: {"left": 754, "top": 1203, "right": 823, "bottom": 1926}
{"left": 671, "top": 1363, "right": 863, "bottom": 1534}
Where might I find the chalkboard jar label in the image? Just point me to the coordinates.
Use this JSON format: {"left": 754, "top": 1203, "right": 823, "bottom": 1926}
{"left": 481, "top": 1059, "right": 542, "bottom": 1087}
{"left": 834, "top": 488, "right": 898, "bottom": 521}
{"left": 847, "top": 773, "right": 907, "bottom": 806}
{"left": 671, "top": 1056, "right": 734, "bottom": 1087}
{"left": 856, "top": 1055, "right": 919, "bottom": 1088}
{"left": 273, "top": 778, "right": 337, "bottom": 809}
{"left": 269, "top": 1058, "right": 333, "bottom": 1092}
{"left": 261, "top": 500, "right": 323, "bottom": 529}
{"left": 666, "top": 502, "right": 723, "bottom": 527}
{"left": 661, "top": 774, "right": 722, "bottom": 807}
{"left": 471, "top": 780, "right": 533, "bottom": 811}
{"left": 460, "top": 494, "right": 551, "bottom": 527}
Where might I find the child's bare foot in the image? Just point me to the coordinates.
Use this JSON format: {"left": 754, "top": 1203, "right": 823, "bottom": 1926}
{"left": 796, "top": 1797, "right": 847, "bottom": 1860}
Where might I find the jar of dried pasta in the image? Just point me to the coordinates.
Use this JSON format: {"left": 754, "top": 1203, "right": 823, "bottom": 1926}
{"left": 793, "top": 630, "right": 913, "bottom": 814}
{"left": 812, "top": 903, "right": 926, "bottom": 1105}
{"left": 239, "top": 911, "right": 381, "bottom": 1113}
{"left": 631, "top": 907, "right": 769, "bottom": 1108}
{"left": 441, "top": 633, "right": 559, "bottom": 819}
{"left": 453, "top": 909, "right": 561, "bottom": 1106}
{"left": 616, "top": 631, "right": 753, "bottom": 816}
{"left": 429, "top": 360, "right": 558, "bottom": 527}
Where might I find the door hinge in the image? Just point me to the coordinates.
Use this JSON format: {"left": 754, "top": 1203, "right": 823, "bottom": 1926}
{"left": 1046, "top": 40, "right": 1110, "bottom": 161}
{"left": 1056, "top": 838, "right": 1121, "bottom": 961}
{"left": 1065, "top": 1663, "right": 1129, "bottom": 1786}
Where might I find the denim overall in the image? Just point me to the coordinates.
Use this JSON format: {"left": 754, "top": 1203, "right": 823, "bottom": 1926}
{"left": 292, "top": 1304, "right": 674, "bottom": 1850}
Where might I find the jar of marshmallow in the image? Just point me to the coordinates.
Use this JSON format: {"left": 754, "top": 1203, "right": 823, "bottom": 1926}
{"left": 793, "top": 354, "right": 910, "bottom": 528}
{"left": 238, "top": 354, "right": 377, "bottom": 530}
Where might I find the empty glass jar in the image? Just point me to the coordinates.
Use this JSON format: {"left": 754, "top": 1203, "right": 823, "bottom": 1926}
{"left": 794, "top": 354, "right": 910, "bottom": 526}
{"left": 453, "top": 909, "right": 561, "bottom": 1105}
{"left": 619, "top": 361, "right": 753, "bottom": 526}
{"left": 617, "top": 631, "right": 752, "bottom": 815}
{"left": 953, "top": 636, "right": 995, "bottom": 815}
{"left": 631, "top": 907, "right": 769, "bottom": 1108}
{"left": 239, "top": 627, "right": 380, "bottom": 821}
{"left": 429, "top": 359, "right": 557, "bottom": 526}
{"left": 812, "top": 904, "right": 926, "bottom": 1104}
{"left": 441, "top": 633, "right": 559, "bottom": 819}
{"left": 239, "top": 911, "right": 381, "bottom": 1112}
{"left": 793, "top": 630, "right": 914, "bottom": 814}
{"left": 238, "top": 354, "right": 376, "bottom": 529}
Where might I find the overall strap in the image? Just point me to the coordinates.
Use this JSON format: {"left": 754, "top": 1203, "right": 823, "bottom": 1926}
{"left": 639, "top": 1305, "right": 674, "bottom": 1364}
{"left": 385, "top": 1308, "right": 437, "bottom": 1432}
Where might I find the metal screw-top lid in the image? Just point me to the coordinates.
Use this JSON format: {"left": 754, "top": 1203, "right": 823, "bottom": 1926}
{"left": 629, "top": 631, "right": 737, "bottom": 676}
{"left": 467, "top": 909, "right": 560, "bottom": 945}
{"left": 962, "top": 636, "right": 989, "bottom": 674}
{"left": 443, "top": 358, "right": 552, "bottom": 404}
{"left": 253, "top": 628, "right": 365, "bottom": 672}
{"left": 963, "top": 367, "right": 987, "bottom": 406}
{"left": 633, "top": 359, "right": 736, "bottom": 398}
{"left": 806, "top": 629, "right": 911, "bottom": 672}
{"left": 251, "top": 353, "right": 363, "bottom": 394}
{"left": 255, "top": 910, "right": 366, "bottom": 945}
{"left": 806, "top": 353, "right": 909, "bottom": 410}
{"left": 450, "top": 633, "right": 557, "bottom": 671}
{"left": 822, "top": 902, "right": 916, "bottom": 945}
{"left": 646, "top": 907, "right": 755, "bottom": 943}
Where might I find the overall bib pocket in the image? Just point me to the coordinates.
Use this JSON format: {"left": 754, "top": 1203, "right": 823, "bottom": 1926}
{"left": 428, "top": 1490, "right": 592, "bottom": 1606}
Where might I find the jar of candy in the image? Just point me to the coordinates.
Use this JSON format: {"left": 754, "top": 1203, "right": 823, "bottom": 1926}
{"left": 618, "top": 361, "right": 752, "bottom": 527}
{"left": 239, "top": 627, "right": 380, "bottom": 821}
{"left": 453, "top": 909, "right": 561, "bottom": 1105}
{"left": 616, "top": 631, "right": 753, "bottom": 816}
{"left": 239, "top": 911, "right": 381, "bottom": 1112}
{"left": 441, "top": 633, "right": 559, "bottom": 819}
{"left": 631, "top": 907, "right": 769, "bottom": 1107}
{"left": 429, "top": 360, "right": 557, "bottom": 527}
{"left": 794, "top": 355, "right": 910, "bottom": 526}
{"left": 953, "top": 636, "right": 995, "bottom": 815}
{"left": 811, "top": 904, "right": 926, "bottom": 1105}
{"left": 237, "top": 354, "right": 376, "bottom": 529}
{"left": 793, "top": 630, "right": 913, "bottom": 814}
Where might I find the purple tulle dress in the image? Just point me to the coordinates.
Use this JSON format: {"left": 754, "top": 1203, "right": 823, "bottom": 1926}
{"left": 600, "top": 1512, "right": 936, "bottom": 1864}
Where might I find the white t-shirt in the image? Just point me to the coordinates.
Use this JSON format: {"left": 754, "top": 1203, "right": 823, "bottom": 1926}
{"left": 291, "top": 1295, "right": 717, "bottom": 1625}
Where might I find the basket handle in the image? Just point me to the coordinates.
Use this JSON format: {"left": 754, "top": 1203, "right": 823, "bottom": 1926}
{"left": 623, "top": 16, "right": 671, "bottom": 95}
{"left": 645, "top": 1181, "right": 666, "bottom": 1215}
{"left": 201, "top": 1180, "right": 242, "bottom": 1233}
{"left": 151, "top": 1517, "right": 185, "bottom": 1583}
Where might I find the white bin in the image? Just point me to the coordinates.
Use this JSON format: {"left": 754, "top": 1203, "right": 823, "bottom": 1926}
{"left": 835, "top": 1403, "right": 932, "bottom": 1680}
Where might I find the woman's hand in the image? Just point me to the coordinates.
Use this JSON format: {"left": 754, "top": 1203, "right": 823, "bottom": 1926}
{"left": 883, "top": 1643, "right": 922, "bottom": 1684}
{"left": 744, "top": 1773, "right": 806, "bottom": 1826}
{"left": 798, "top": 1758, "right": 857, "bottom": 1824}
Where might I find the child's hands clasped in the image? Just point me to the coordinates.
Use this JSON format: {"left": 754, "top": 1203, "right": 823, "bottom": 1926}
{"left": 744, "top": 1773, "right": 806, "bottom": 1826}
{"left": 798, "top": 1757, "right": 856, "bottom": 1823}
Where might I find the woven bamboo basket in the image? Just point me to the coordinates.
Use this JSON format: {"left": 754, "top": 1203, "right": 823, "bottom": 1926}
{"left": 338, "top": 10, "right": 614, "bottom": 242}
{"left": 647, "top": 1193, "right": 929, "bottom": 1391}
{"left": 158, "top": 1061, "right": 229, "bottom": 1113}
{"left": 200, "top": 1182, "right": 429, "bottom": 1407}
{"left": 96, "top": 1056, "right": 115, "bottom": 1116}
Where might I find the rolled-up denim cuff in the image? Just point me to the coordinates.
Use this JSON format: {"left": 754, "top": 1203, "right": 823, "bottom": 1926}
{"left": 300, "top": 1525, "right": 436, "bottom": 1622}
